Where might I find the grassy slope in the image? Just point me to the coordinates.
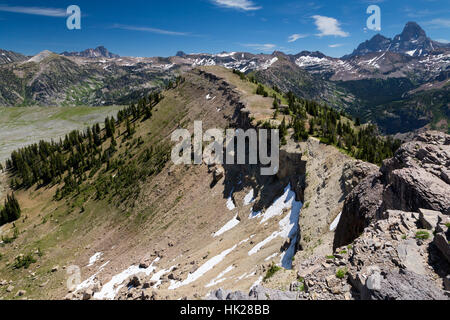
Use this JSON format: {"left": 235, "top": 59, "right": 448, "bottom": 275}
{"left": 0, "top": 106, "right": 125, "bottom": 163}
{"left": 0, "top": 69, "right": 231, "bottom": 299}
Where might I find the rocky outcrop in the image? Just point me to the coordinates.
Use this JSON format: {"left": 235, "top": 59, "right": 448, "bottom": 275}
{"left": 208, "top": 286, "right": 301, "bottom": 301}
{"left": 334, "top": 131, "right": 450, "bottom": 249}
{"left": 294, "top": 209, "right": 449, "bottom": 300}
{"left": 298, "top": 138, "right": 378, "bottom": 251}
{"left": 345, "top": 209, "right": 448, "bottom": 300}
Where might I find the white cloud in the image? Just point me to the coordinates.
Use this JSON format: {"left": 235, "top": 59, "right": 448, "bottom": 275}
{"left": 425, "top": 18, "right": 450, "bottom": 28}
{"left": 329, "top": 43, "right": 343, "bottom": 48}
{"left": 312, "top": 15, "right": 349, "bottom": 37}
{"left": 211, "top": 0, "right": 261, "bottom": 11}
{"left": 242, "top": 43, "right": 276, "bottom": 52}
{"left": 112, "top": 24, "right": 190, "bottom": 36}
{"left": 0, "top": 5, "right": 67, "bottom": 17}
{"left": 288, "top": 34, "right": 308, "bottom": 42}
{"left": 436, "top": 39, "right": 449, "bottom": 43}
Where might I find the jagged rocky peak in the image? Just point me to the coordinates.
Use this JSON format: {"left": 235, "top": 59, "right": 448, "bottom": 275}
{"left": 397, "top": 22, "right": 427, "bottom": 42}
{"left": 347, "top": 34, "right": 392, "bottom": 57}
{"left": 27, "top": 50, "right": 55, "bottom": 63}
{"left": 295, "top": 50, "right": 328, "bottom": 59}
{"left": 0, "top": 49, "right": 27, "bottom": 64}
{"left": 61, "top": 46, "right": 119, "bottom": 59}
{"left": 347, "top": 22, "right": 449, "bottom": 58}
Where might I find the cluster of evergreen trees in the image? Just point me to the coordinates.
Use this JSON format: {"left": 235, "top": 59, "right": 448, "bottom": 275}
{"left": 6, "top": 87, "right": 172, "bottom": 195}
{"left": 0, "top": 194, "right": 21, "bottom": 227}
{"left": 234, "top": 69, "right": 402, "bottom": 166}
{"left": 280, "top": 91, "right": 401, "bottom": 165}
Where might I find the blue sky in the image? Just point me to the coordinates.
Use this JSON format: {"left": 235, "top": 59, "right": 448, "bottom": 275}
{"left": 0, "top": 0, "right": 449, "bottom": 57}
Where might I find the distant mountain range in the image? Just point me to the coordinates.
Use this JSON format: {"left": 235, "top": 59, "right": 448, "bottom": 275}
{"left": 0, "top": 49, "right": 27, "bottom": 64}
{"left": 346, "top": 22, "right": 449, "bottom": 58}
{"left": 61, "top": 46, "right": 120, "bottom": 59}
{"left": 0, "top": 22, "right": 448, "bottom": 134}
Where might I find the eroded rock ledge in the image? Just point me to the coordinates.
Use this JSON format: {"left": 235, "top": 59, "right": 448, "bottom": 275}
{"left": 335, "top": 131, "right": 450, "bottom": 249}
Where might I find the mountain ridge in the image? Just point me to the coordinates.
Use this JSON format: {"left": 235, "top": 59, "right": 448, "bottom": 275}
{"left": 346, "top": 21, "right": 450, "bottom": 58}
{"left": 61, "top": 46, "right": 120, "bottom": 59}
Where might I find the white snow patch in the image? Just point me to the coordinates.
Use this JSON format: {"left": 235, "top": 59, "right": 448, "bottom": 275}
{"left": 243, "top": 189, "right": 255, "bottom": 206}
{"left": 151, "top": 265, "right": 177, "bottom": 289}
{"left": 260, "top": 184, "right": 297, "bottom": 224}
{"left": 213, "top": 214, "right": 240, "bottom": 238}
{"left": 94, "top": 258, "right": 160, "bottom": 300}
{"left": 87, "top": 252, "right": 103, "bottom": 267}
{"left": 205, "top": 265, "right": 234, "bottom": 288}
{"left": 330, "top": 212, "right": 342, "bottom": 231}
{"left": 75, "top": 261, "right": 110, "bottom": 293}
{"left": 169, "top": 245, "right": 237, "bottom": 290}
{"left": 406, "top": 49, "right": 417, "bottom": 57}
{"left": 248, "top": 231, "right": 279, "bottom": 256}
{"left": 226, "top": 190, "right": 236, "bottom": 211}
{"left": 249, "top": 208, "right": 262, "bottom": 219}
{"left": 258, "top": 57, "right": 278, "bottom": 70}
{"left": 265, "top": 253, "right": 279, "bottom": 262}
{"left": 248, "top": 184, "right": 302, "bottom": 269}
{"left": 250, "top": 276, "right": 263, "bottom": 289}
{"left": 215, "top": 52, "right": 236, "bottom": 58}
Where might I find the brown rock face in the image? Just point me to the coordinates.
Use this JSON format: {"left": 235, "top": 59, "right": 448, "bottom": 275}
{"left": 334, "top": 131, "right": 450, "bottom": 249}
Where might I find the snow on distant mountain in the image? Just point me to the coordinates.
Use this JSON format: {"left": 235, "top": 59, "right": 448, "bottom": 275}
{"left": 0, "top": 49, "right": 27, "bottom": 65}
{"left": 61, "top": 46, "right": 120, "bottom": 59}
{"left": 347, "top": 22, "right": 450, "bottom": 58}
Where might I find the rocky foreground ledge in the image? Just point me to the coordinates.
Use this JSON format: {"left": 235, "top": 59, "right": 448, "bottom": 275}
{"left": 210, "top": 131, "right": 450, "bottom": 300}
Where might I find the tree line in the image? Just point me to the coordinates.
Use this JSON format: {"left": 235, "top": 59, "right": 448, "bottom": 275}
{"left": 244, "top": 71, "right": 402, "bottom": 165}
{"left": 0, "top": 194, "right": 21, "bottom": 227}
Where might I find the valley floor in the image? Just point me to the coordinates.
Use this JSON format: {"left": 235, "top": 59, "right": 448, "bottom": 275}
{"left": 0, "top": 106, "right": 125, "bottom": 163}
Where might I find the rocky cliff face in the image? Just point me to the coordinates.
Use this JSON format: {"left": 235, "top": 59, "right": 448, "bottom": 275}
{"left": 335, "top": 131, "right": 450, "bottom": 249}
{"left": 212, "top": 131, "right": 449, "bottom": 301}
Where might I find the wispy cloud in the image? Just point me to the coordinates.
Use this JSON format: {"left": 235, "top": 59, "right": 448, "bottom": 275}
{"left": 436, "top": 39, "right": 449, "bottom": 43}
{"left": 329, "top": 43, "right": 343, "bottom": 48}
{"left": 288, "top": 34, "right": 308, "bottom": 43}
{"left": 312, "top": 15, "right": 349, "bottom": 37}
{"left": 112, "top": 24, "right": 190, "bottom": 36}
{"left": 211, "top": 0, "right": 261, "bottom": 11}
{"left": 241, "top": 43, "right": 276, "bottom": 52}
{"left": 424, "top": 18, "right": 450, "bottom": 28}
{"left": 0, "top": 5, "right": 67, "bottom": 17}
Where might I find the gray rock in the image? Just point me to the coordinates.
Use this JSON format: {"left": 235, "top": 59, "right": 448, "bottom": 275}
{"left": 419, "top": 208, "right": 443, "bottom": 231}
{"left": 444, "top": 275, "right": 450, "bottom": 291}
{"left": 365, "top": 269, "right": 448, "bottom": 300}
{"left": 434, "top": 232, "right": 450, "bottom": 264}
{"left": 397, "top": 239, "right": 427, "bottom": 275}
{"left": 334, "top": 131, "right": 450, "bottom": 250}
{"left": 249, "top": 286, "right": 300, "bottom": 300}
{"left": 209, "top": 285, "right": 301, "bottom": 301}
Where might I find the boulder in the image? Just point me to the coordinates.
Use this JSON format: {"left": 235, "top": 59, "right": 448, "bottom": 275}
{"left": 366, "top": 269, "right": 447, "bottom": 300}
{"left": 419, "top": 208, "right": 443, "bottom": 231}
{"left": 396, "top": 239, "right": 427, "bottom": 275}
{"left": 15, "top": 290, "right": 26, "bottom": 297}
{"left": 444, "top": 275, "right": 450, "bottom": 291}
{"left": 434, "top": 231, "right": 450, "bottom": 264}
{"left": 249, "top": 286, "right": 300, "bottom": 300}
